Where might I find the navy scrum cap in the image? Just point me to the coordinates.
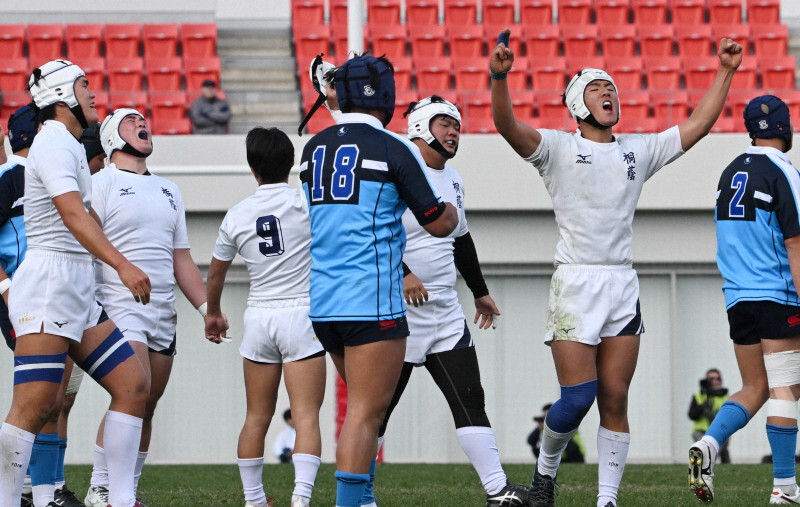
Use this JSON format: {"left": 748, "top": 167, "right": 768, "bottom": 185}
{"left": 334, "top": 55, "right": 395, "bottom": 126}
{"left": 7, "top": 104, "right": 38, "bottom": 153}
{"left": 744, "top": 95, "right": 792, "bottom": 145}
{"left": 80, "top": 123, "right": 104, "bottom": 161}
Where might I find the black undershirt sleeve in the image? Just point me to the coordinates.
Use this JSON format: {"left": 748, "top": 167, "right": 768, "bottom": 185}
{"left": 453, "top": 232, "right": 489, "bottom": 299}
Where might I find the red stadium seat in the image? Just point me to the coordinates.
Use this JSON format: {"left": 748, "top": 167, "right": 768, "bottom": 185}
{"left": 184, "top": 56, "right": 221, "bottom": 90}
{"left": 330, "top": 0, "right": 350, "bottom": 26}
{"left": 142, "top": 23, "right": 179, "bottom": 58}
{"left": 409, "top": 25, "right": 447, "bottom": 58}
{"left": 302, "top": 111, "right": 336, "bottom": 134}
{"left": 676, "top": 25, "right": 713, "bottom": 57}
{"left": 599, "top": 25, "right": 637, "bottom": 58}
{"left": 531, "top": 58, "right": 567, "bottom": 91}
{"left": 712, "top": 24, "right": 751, "bottom": 55}
{"left": 708, "top": 0, "right": 743, "bottom": 24}
{"left": 180, "top": 23, "right": 218, "bottom": 59}
{"left": 465, "top": 116, "right": 498, "bottom": 133}
{"left": 510, "top": 91, "right": 535, "bottom": 118}
{"left": 449, "top": 25, "right": 485, "bottom": 59}
{"left": 93, "top": 90, "right": 109, "bottom": 120}
{"left": 710, "top": 116, "right": 736, "bottom": 133}
{"left": 506, "top": 57, "right": 530, "bottom": 90}
{"left": 65, "top": 24, "right": 102, "bottom": 59}
{"left": 778, "top": 90, "right": 800, "bottom": 122}
{"left": 638, "top": 25, "right": 674, "bottom": 58}
{"left": 150, "top": 91, "right": 187, "bottom": 121}
{"left": 565, "top": 56, "right": 604, "bottom": 77}
{"left": 146, "top": 57, "right": 183, "bottom": 92}
{"left": 0, "top": 25, "right": 26, "bottom": 59}
{"left": 332, "top": 25, "right": 368, "bottom": 59}
{"left": 730, "top": 58, "right": 757, "bottom": 90}
{"left": 619, "top": 91, "right": 650, "bottom": 118}
{"left": 465, "top": 91, "right": 493, "bottom": 119}
{"left": 419, "top": 89, "right": 463, "bottom": 108}
{"left": 71, "top": 57, "right": 105, "bottom": 91}
{"left": 727, "top": 90, "right": 749, "bottom": 120}
{"left": 483, "top": 0, "right": 516, "bottom": 25}
{"left": 632, "top": 0, "right": 667, "bottom": 24}
{"left": 152, "top": 118, "right": 191, "bottom": 135}
{"left": 651, "top": 90, "right": 689, "bottom": 124}
{"left": 561, "top": 25, "right": 599, "bottom": 58}
{"left": 104, "top": 24, "right": 141, "bottom": 60}
{"left": 616, "top": 117, "right": 658, "bottom": 133}
{"left": 747, "top": 0, "right": 780, "bottom": 24}
{"left": 369, "top": 24, "right": 408, "bottom": 60}
{"left": 595, "top": 0, "right": 632, "bottom": 25}
{"left": 109, "top": 90, "right": 147, "bottom": 112}
{"left": 293, "top": 25, "right": 331, "bottom": 60}
{"left": 392, "top": 56, "right": 413, "bottom": 91}
{"left": 391, "top": 90, "right": 419, "bottom": 131}
{"left": 415, "top": 57, "right": 453, "bottom": 90}
{"left": 557, "top": 0, "right": 592, "bottom": 25}
{"left": 606, "top": 57, "right": 644, "bottom": 90}
{"left": 0, "top": 58, "right": 29, "bottom": 93}
{"left": 0, "top": 91, "right": 31, "bottom": 120}
{"left": 484, "top": 25, "right": 522, "bottom": 56}
{"left": 406, "top": 0, "right": 440, "bottom": 25}
{"left": 107, "top": 57, "right": 144, "bottom": 91}
{"left": 368, "top": 0, "right": 402, "bottom": 25}
{"left": 670, "top": 0, "right": 706, "bottom": 25}
{"left": 27, "top": 24, "right": 65, "bottom": 63}
{"left": 759, "top": 55, "right": 796, "bottom": 89}
{"left": 443, "top": 0, "right": 479, "bottom": 25}
{"left": 520, "top": 0, "right": 554, "bottom": 24}
{"left": 751, "top": 24, "right": 788, "bottom": 56}
{"left": 535, "top": 91, "right": 570, "bottom": 119}
{"left": 644, "top": 56, "right": 681, "bottom": 90}
{"left": 523, "top": 25, "right": 560, "bottom": 58}
{"left": 683, "top": 56, "right": 719, "bottom": 90}
{"left": 454, "top": 58, "right": 488, "bottom": 90}
{"left": 291, "top": 0, "right": 325, "bottom": 26}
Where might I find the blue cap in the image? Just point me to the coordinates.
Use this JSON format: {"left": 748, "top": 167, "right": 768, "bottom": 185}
{"left": 80, "top": 123, "right": 104, "bottom": 162}
{"left": 7, "top": 104, "right": 38, "bottom": 153}
{"left": 334, "top": 55, "right": 395, "bottom": 126}
{"left": 744, "top": 95, "right": 792, "bottom": 146}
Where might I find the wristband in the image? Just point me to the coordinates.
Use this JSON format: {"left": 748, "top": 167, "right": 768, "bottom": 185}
{"left": 197, "top": 302, "right": 208, "bottom": 317}
{"left": 490, "top": 70, "right": 508, "bottom": 80}
{"left": 491, "top": 31, "right": 511, "bottom": 80}
{"left": 0, "top": 278, "right": 10, "bottom": 295}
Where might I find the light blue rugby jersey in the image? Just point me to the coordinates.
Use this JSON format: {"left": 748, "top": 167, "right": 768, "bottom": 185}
{"left": 716, "top": 146, "right": 800, "bottom": 309}
{"left": 0, "top": 156, "right": 27, "bottom": 279}
{"left": 299, "top": 113, "right": 445, "bottom": 321}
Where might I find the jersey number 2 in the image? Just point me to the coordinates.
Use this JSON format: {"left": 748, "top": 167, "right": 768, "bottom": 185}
{"left": 729, "top": 171, "right": 748, "bottom": 218}
{"left": 257, "top": 215, "right": 284, "bottom": 256}
{"left": 310, "top": 145, "right": 359, "bottom": 202}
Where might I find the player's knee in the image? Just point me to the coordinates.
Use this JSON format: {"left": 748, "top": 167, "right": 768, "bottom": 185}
{"left": 764, "top": 350, "right": 800, "bottom": 417}
{"left": 547, "top": 379, "right": 598, "bottom": 433}
{"left": 451, "top": 384, "right": 490, "bottom": 428}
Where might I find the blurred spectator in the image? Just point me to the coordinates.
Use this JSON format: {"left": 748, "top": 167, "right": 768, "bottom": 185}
{"left": 527, "top": 403, "right": 585, "bottom": 463}
{"left": 189, "top": 79, "right": 231, "bottom": 134}
{"left": 689, "top": 368, "right": 731, "bottom": 463}
{"left": 273, "top": 409, "right": 296, "bottom": 463}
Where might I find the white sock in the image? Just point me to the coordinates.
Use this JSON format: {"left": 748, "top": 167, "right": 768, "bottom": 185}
{"left": 33, "top": 483, "right": 55, "bottom": 507}
{"left": 537, "top": 423, "right": 576, "bottom": 478}
{"left": 90, "top": 445, "right": 108, "bottom": 488}
{"left": 292, "top": 453, "right": 321, "bottom": 499}
{"left": 775, "top": 478, "right": 797, "bottom": 488}
{"left": 23, "top": 473, "right": 32, "bottom": 494}
{"left": 597, "top": 426, "right": 630, "bottom": 507}
{"left": 701, "top": 435, "right": 721, "bottom": 456}
{"left": 0, "top": 423, "right": 35, "bottom": 506}
{"left": 456, "top": 426, "right": 507, "bottom": 495}
{"left": 238, "top": 457, "right": 267, "bottom": 504}
{"left": 133, "top": 451, "right": 148, "bottom": 494}
{"left": 104, "top": 410, "right": 143, "bottom": 507}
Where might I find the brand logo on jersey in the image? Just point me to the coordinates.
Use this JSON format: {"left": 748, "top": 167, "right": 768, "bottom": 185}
{"left": 759, "top": 119, "right": 769, "bottom": 130}
{"left": 423, "top": 205, "right": 440, "bottom": 217}
{"left": 53, "top": 321, "right": 68, "bottom": 328}
{"left": 161, "top": 187, "right": 177, "bottom": 210}
{"left": 18, "top": 312, "right": 34, "bottom": 324}
{"left": 119, "top": 187, "right": 135, "bottom": 196}
{"left": 362, "top": 84, "right": 376, "bottom": 96}
{"left": 788, "top": 314, "right": 800, "bottom": 327}
{"left": 576, "top": 154, "right": 591, "bottom": 164}
{"left": 379, "top": 319, "right": 397, "bottom": 330}
{"left": 744, "top": 157, "right": 751, "bottom": 165}
{"left": 337, "top": 126, "right": 348, "bottom": 136}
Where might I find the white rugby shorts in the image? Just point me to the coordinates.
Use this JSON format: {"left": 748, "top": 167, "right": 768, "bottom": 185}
{"left": 97, "top": 288, "right": 177, "bottom": 353}
{"left": 240, "top": 297, "right": 323, "bottom": 364}
{"left": 405, "top": 288, "right": 472, "bottom": 365}
{"left": 9, "top": 249, "right": 104, "bottom": 342}
{"left": 544, "top": 264, "right": 642, "bottom": 346}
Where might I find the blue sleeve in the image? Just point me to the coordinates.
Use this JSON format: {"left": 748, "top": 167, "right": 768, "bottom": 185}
{"left": 389, "top": 142, "right": 446, "bottom": 226}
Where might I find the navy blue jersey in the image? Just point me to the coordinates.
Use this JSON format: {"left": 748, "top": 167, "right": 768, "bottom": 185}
{"left": 716, "top": 146, "right": 800, "bottom": 309}
{"left": 299, "top": 113, "right": 445, "bottom": 321}
{"left": 0, "top": 155, "right": 27, "bottom": 279}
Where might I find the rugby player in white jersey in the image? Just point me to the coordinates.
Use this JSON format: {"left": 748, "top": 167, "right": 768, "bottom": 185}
{"left": 0, "top": 59, "right": 151, "bottom": 507}
{"left": 490, "top": 30, "right": 743, "bottom": 507}
{"left": 205, "top": 127, "right": 326, "bottom": 507}
{"left": 82, "top": 109, "right": 208, "bottom": 507}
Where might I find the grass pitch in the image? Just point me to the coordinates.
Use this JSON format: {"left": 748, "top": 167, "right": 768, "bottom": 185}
{"left": 65, "top": 462, "right": 776, "bottom": 506}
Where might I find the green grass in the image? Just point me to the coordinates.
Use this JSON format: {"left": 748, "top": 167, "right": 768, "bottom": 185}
{"left": 65, "top": 462, "right": 777, "bottom": 506}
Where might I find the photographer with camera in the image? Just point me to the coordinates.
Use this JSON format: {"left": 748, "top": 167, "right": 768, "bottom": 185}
{"left": 688, "top": 369, "right": 730, "bottom": 463}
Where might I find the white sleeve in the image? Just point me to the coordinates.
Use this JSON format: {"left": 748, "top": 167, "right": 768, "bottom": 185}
{"left": 90, "top": 171, "right": 110, "bottom": 224}
{"left": 37, "top": 145, "right": 82, "bottom": 199}
{"left": 643, "top": 125, "right": 684, "bottom": 181}
{"left": 172, "top": 187, "right": 191, "bottom": 250}
{"left": 524, "top": 129, "right": 559, "bottom": 177}
{"left": 212, "top": 212, "right": 237, "bottom": 262}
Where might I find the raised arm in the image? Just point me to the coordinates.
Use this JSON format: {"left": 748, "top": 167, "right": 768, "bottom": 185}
{"left": 490, "top": 28, "right": 542, "bottom": 158}
{"left": 678, "top": 38, "right": 743, "bottom": 152}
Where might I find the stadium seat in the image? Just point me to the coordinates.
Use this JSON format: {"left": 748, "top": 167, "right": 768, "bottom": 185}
{"left": 651, "top": 90, "right": 688, "bottom": 124}
{"left": 0, "top": 58, "right": 29, "bottom": 93}
{"left": 595, "top": 0, "right": 632, "bottom": 25}
{"left": 711, "top": 24, "right": 751, "bottom": 55}
{"left": 454, "top": 58, "right": 488, "bottom": 90}
{"left": 619, "top": 91, "right": 650, "bottom": 118}
{"left": 393, "top": 57, "right": 413, "bottom": 91}
{"left": 302, "top": 109, "right": 336, "bottom": 134}
{"left": 778, "top": 90, "right": 800, "bottom": 122}
{"left": 180, "top": 23, "right": 218, "bottom": 59}
{"left": 109, "top": 90, "right": 147, "bottom": 112}
{"left": 523, "top": 25, "right": 560, "bottom": 58}
{"left": 406, "top": 0, "right": 441, "bottom": 25}
{"left": 510, "top": 91, "right": 535, "bottom": 118}
{"left": 293, "top": 25, "right": 331, "bottom": 60}
{"left": 421, "top": 89, "right": 463, "bottom": 108}
{"left": 392, "top": 90, "right": 420, "bottom": 127}
{"left": 368, "top": 0, "right": 402, "bottom": 25}
{"left": 0, "top": 25, "right": 26, "bottom": 59}
{"left": 535, "top": 91, "right": 570, "bottom": 119}
{"left": 710, "top": 116, "right": 736, "bottom": 133}
{"left": 616, "top": 116, "right": 658, "bottom": 133}
{"left": 557, "top": 0, "right": 592, "bottom": 25}
{"left": 531, "top": 58, "right": 567, "bottom": 91}
{"left": 146, "top": 57, "right": 183, "bottom": 92}
{"left": 93, "top": 90, "right": 109, "bottom": 119}
{"left": 27, "top": 24, "right": 65, "bottom": 63}
{"left": 606, "top": 57, "right": 644, "bottom": 90}
{"left": 0, "top": 91, "right": 31, "bottom": 120}
{"left": 644, "top": 56, "right": 681, "bottom": 90}
{"left": 104, "top": 24, "right": 141, "bottom": 60}
{"left": 65, "top": 24, "right": 102, "bottom": 59}
{"left": 670, "top": 0, "right": 706, "bottom": 25}
{"left": 751, "top": 24, "right": 788, "bottom": 56}
{"left": 409, "top": 25, "right": 447, "bottom": 58}
{"left": 483, "top": 0, "right": 516, "bottom": 25}
{"left": 561, "top": 25, "right": 599, "bottom": 58}
{"left": 566, "top": 56, "right": 604, "bottom": 77}
{"left": 142, "top": 23, "right": 179, "bottom": 58}
{"left": 107, "top": 57, "right": 144, "bottom": 91}
{"left": 460, "top": 116, "right": 494, "bottom": 133}
{"left": 443, "top": 0, "right": 479, "bottom": 25}
{"left": 415, "top": 57, "right": 453, "bottom": 90}
{"left": 759, "top": 55, "right": 796, "bottom": 89}
{"left": 72, "top": 57, "right": 105, "bottom": 90}
{"left": 708, "top": 0, "right": 743, "bottom": 24}
{"left": 676, "top": 25, "right": 713, "bottom": 57}
{"left": 727, "top": 90, "right": 749, "bottom": 120}
{"left": 449, "top": 25, "right": 485, "bottom": 59}
{"left": 520, "top": 0, "right": 554, "bottom": 24}
{"left": 638, "top": 25, "right": 674, "bottom": 58}
{"left": 747, "top": 0, "right": 780, "bottom": 24}
{"left": 683, "top": 56, "right": 719, "bottom": 90}
{"left": 150, "top": 91, "right": 187, "bottom": 121}
{"left": 730, "top": 58, "right": 757, "bottom": 89}
{"left": 465, "top": 91, "right": 493, "bottom": 119}
{"left": 599, "top": 25, "right": 637, "bottom": 58}
{"left": 291, "top": 0, "right": 325, "bottom": 26}
{"left": 184, "top": 56, "right": 221, "bottom": 90}
{"left": 506, "top": 57, "right": 529, "bottom": 90}
{"left": 484, "top": 25, "right": 522, "bottom": 56}
{"left": 152, "top": 118, "right": 191, "bottom": 135}
{"left": 632, "top": 0, "right": 667, "bottom": 24}
{"left": 368, "top": 25, "right": 408, "bottom": 60}
{"left": 333, "top": 25, "right": 368, "bottom": 59}
{"left": 329, "top": 0, "right": 350, "bottom": 25}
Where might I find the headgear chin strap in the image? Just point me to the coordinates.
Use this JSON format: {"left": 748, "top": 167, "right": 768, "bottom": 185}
{"left": 407, "top": 96, "right": 461, "bottom": 159}
{"left": 744, "top": 94, "right": 793, "bottom": 152}
{"left": 563, "top": 68, "right": 619, "bottom": 130}
{"left": 100, "top": 108, "right": 151, "bottom": 159}
{"left": 29, "top": 59, "right": 90, "bottom": 128}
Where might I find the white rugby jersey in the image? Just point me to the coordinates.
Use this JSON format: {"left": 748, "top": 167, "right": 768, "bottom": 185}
{"left": 25, "top": 120, "right": 92, "bottom": 254}
{"left": 526, "top": 126, "right": 683, "bottom": 266}
{"left": 213, "top": 183, "right": 311, "bottom": 301}
{"left": 92, "top": 164, "right": 190, "bottom": 293}
{"left": 402, "top": 163, "right": 469, "bottom": 292}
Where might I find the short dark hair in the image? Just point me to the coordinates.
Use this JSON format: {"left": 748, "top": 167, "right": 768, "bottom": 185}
{"left": 245, "top": 127, "right": 294, "bottom": 184}
{"left": 36, "top": 103, "right": 57, "bottom": 124}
